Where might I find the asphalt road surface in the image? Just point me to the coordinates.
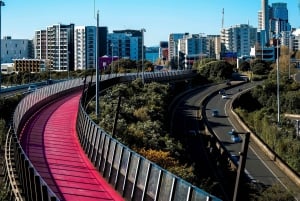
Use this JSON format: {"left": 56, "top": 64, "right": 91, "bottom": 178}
{"left": 205, "top": 81, "right": 300, "bottom": 199}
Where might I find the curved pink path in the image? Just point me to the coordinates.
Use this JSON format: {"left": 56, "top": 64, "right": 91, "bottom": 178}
{"left": 20, "top": 91, "right": 124, "bottom": 201}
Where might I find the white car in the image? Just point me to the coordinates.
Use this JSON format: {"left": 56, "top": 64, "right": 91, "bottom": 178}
{"left": 221, "top": 94, "right": 228, "bottom": 99}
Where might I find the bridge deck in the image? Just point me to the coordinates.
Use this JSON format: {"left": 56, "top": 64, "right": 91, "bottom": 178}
{"left": 20, "top": 91, "right": 124, "bottom": 201}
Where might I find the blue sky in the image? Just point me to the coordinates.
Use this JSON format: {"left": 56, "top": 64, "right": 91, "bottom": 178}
{"left": 2, "top": 0, "right": 300, "bottom": 46}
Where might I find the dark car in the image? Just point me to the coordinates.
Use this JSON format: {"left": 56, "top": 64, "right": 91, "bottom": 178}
{"left": 212, "top": 109, "right": 219, "bottom": 117}
{"left": 27, "top": 84, "right": 37, "bottom": 93}
{"left": 231, "top": 134, "right": 242, "bottom": 143}
{"left": 219, "top": 89, "right": 225, "bottom": 95}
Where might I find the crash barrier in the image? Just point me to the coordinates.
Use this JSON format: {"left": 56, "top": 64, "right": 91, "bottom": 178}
{"left": 231, "top": 92, "right": 300, "bottom": 189}
{"left": 201, "top": 82, "right": 300, "bottom": 189}
{"left": 200, "top": 82, "right": 247, "bottom": 172}
{"left": 3, "top": 70, "right": 218, "bottom": 201}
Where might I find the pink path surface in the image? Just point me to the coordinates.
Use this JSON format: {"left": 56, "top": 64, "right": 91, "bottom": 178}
{"left": 20, "top": 92, "right": 124, "bottom": 201}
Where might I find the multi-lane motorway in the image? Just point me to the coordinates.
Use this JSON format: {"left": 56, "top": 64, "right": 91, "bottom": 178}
{"left": 205, "top": 81, "right": 300, "bottom": 199}
{"left": 170, "top": 80, "right": 300, "bottom": 200}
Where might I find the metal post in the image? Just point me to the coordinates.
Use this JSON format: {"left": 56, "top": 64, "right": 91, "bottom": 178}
{"left": 288, "top": 33, "right": 291, "bottom": 79}
{"left": 111, "top": 43, "right": 113, "bottom": 75}
{"left": 95, "top": 10, "right": 100, "bottom": 118}
{"left": 276, "top": 34, "right": 280, "bottom": 124}
{"left": 141, "top": 28, "right": 146, "bottom": 83}
{"left": 0, "top": 1, "right": 5, "bottom": 95}
{"left": 297, "top": 120, "right": 299, "bottom": 138}
{"left": 111, "top": 96, "right": 121, "bottom": 138}
{"left": 233, "top": 132, "right": 250, "bottom": 201}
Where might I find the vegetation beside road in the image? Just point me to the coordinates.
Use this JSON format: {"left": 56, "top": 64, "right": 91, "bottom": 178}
{"left": 0, "top": 95, "right": 24, "bottom": 201}
{"left": 234, "top": 72, "right": 300, "bottom": 174}
{"left": 0, "top": 56, "right": 297, "bottom": 200}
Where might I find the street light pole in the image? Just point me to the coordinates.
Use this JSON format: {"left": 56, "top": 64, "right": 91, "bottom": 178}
{"left": 0, "top": 1, "right": 5, "bottom": 95}
{"left": 276, "top": 33, "right": 280, "bottom": 125}
{"left": 141, "top": 28, "right": 146, "bottom": 84}
{"left": 288, "top": 33, "right": 292, "bottom": 79}
{"left": 233, "top": 132, "right": 250, "bottom": 201}
{"left": 95, "top": 7, "right": 100, "bottom": 118}
{"left": 111, "top": 43, "right": 114, "bottom": 75}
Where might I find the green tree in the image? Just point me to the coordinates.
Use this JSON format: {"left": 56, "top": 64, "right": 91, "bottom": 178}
{"left": 258, "top": 183, "right": 295, "bottom": 201}
{"left": 196, "top": 60, "right": 234, "bottom": 82}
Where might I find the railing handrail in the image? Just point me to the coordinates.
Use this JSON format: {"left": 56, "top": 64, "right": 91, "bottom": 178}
{"left": 3, "top": 70, "right": 218, "bottom": 201}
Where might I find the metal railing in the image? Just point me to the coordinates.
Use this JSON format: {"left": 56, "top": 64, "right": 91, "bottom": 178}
{"left": 77, "top": 101, "right": 221, "bottom": 201}
{"left": 3, "top": 78, "right": 83, "bottom": 201}
{"left": 3, "top": 71, "right": 221, "bottom": 201}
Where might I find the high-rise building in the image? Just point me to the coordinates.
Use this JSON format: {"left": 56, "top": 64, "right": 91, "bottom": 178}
{"left": 258, "top": 0, "right": 270, "bottom": 45}
{"left": 178, "top": 34, "right": 207, "bottom": 69}
{"left": 269, "top": 2, "right": 291, "bottom": 36}
{"left": 1, "top": 36, "right": 33, "bottom": 63}
{"left": 168, "top": 33, "right": 186, "bottom": 62}
{"left": 35, "top": 30, "right": 47, "bottom": 60}
{"left": 258, "top": 0, "right": 291, "bottom": 47}
{"left": 35, "top": 24, "right": 75, "bottom": 72}
{"left": 107, "top": 29, "right": 143, "bottom": 61}
{"left": 221, "top": 24, "right": 257, "bottom": 57}
{"left": 206, "top": 35, "right": 220, "bottom": 59}
{"left": 74, "top": 26, "right": 87, "bottom": 70}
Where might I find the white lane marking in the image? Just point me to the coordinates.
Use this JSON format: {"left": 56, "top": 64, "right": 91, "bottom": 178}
{"left": 224, "top": 93, "right": 289, "bottom": 191}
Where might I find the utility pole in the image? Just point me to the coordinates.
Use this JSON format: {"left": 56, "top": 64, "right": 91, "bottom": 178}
{"left": 0, "top": 1, "right": 5, "bottom": 95}
{"left": 233, "top": 132, "right": 250, "bottom": 201}
{"left": 111, "top": 96, "right": 121, "bottom": 138}
{"left": 94, "top": 0, "right": 100, "bottom": 118}
{"left": 141, "top": 28, "right": 146, "bottom": 84}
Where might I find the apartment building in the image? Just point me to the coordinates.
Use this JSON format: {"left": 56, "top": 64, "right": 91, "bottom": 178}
{"left": 74, "top": 26, "right": 87, "bottom": 70}
{"left": 14, "top": 58, "right": 49, "bottom": 73}
{"left": 168, "top": 33, "right": 187, "bottom": 62}
{"left": 35, "top": 24, "right": 75, "bottom": 72}
{"left": 178, "top": 34, "right": 207, "bottom": 69}
{"left": 1, "top": 36, "right": 33, "bottom": 63}
{"left": 221, "top": 24, "right": 257, "bottom": 58}
{"left": 107, "top": 29, "right": 143, "bottom": 61}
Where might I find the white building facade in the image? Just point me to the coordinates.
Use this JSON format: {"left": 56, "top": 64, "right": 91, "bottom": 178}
{"left": 221, "top": 24, "right": 257, "bottom": 57}
{"left": 74, "top": 26, "right": 86, "bottom": 71}
{"left": 35, "top": 24, "right": 75, "bottom": 72}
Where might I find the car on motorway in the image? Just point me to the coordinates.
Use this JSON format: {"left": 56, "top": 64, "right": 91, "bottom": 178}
{"left": 228, "top": 129, "right": 242, "bottom": 143}
{"left": 231, "top": 134, "right": 242, "bottom": 143}
{"left": 221, "top": 94, "right": 228, "bottom": 99}
{"left": 219, "top": 89, "right": 225, "bottom": 95}
{"left": 231, "top": 154, "right": 240, "bottom": 164}
{"left": 27, "top": 84, "right": 38, "bottom": 93}
{"left": 228, "top": 129, "right": 236, "bottom": 135}
{"left": 212, "top": 109, "right": 219, "bottom": 117}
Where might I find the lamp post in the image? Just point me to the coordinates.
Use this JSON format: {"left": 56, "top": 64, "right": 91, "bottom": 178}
{"left": 0, "top": 1, "right": 5, "bottom": 95}
{"left": 233, "top": 132, "right": 250, "bottom": 201}
{"left": 94, "top": 4, "right": 100, "bottom": 118}
{"left": 111, "top": 43, "right": 114, "bottom": 75}
{"left": 276, "top": 33, "right": 281, "bottom": 125}
{"left": 288, "top": 33, "right": 292, "bottom": 79}
{"left": 177, "top": 42, "right": 179, "bottom": 70}
{"left": 141, "top": 28, "right": 146, "bottom": 83}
